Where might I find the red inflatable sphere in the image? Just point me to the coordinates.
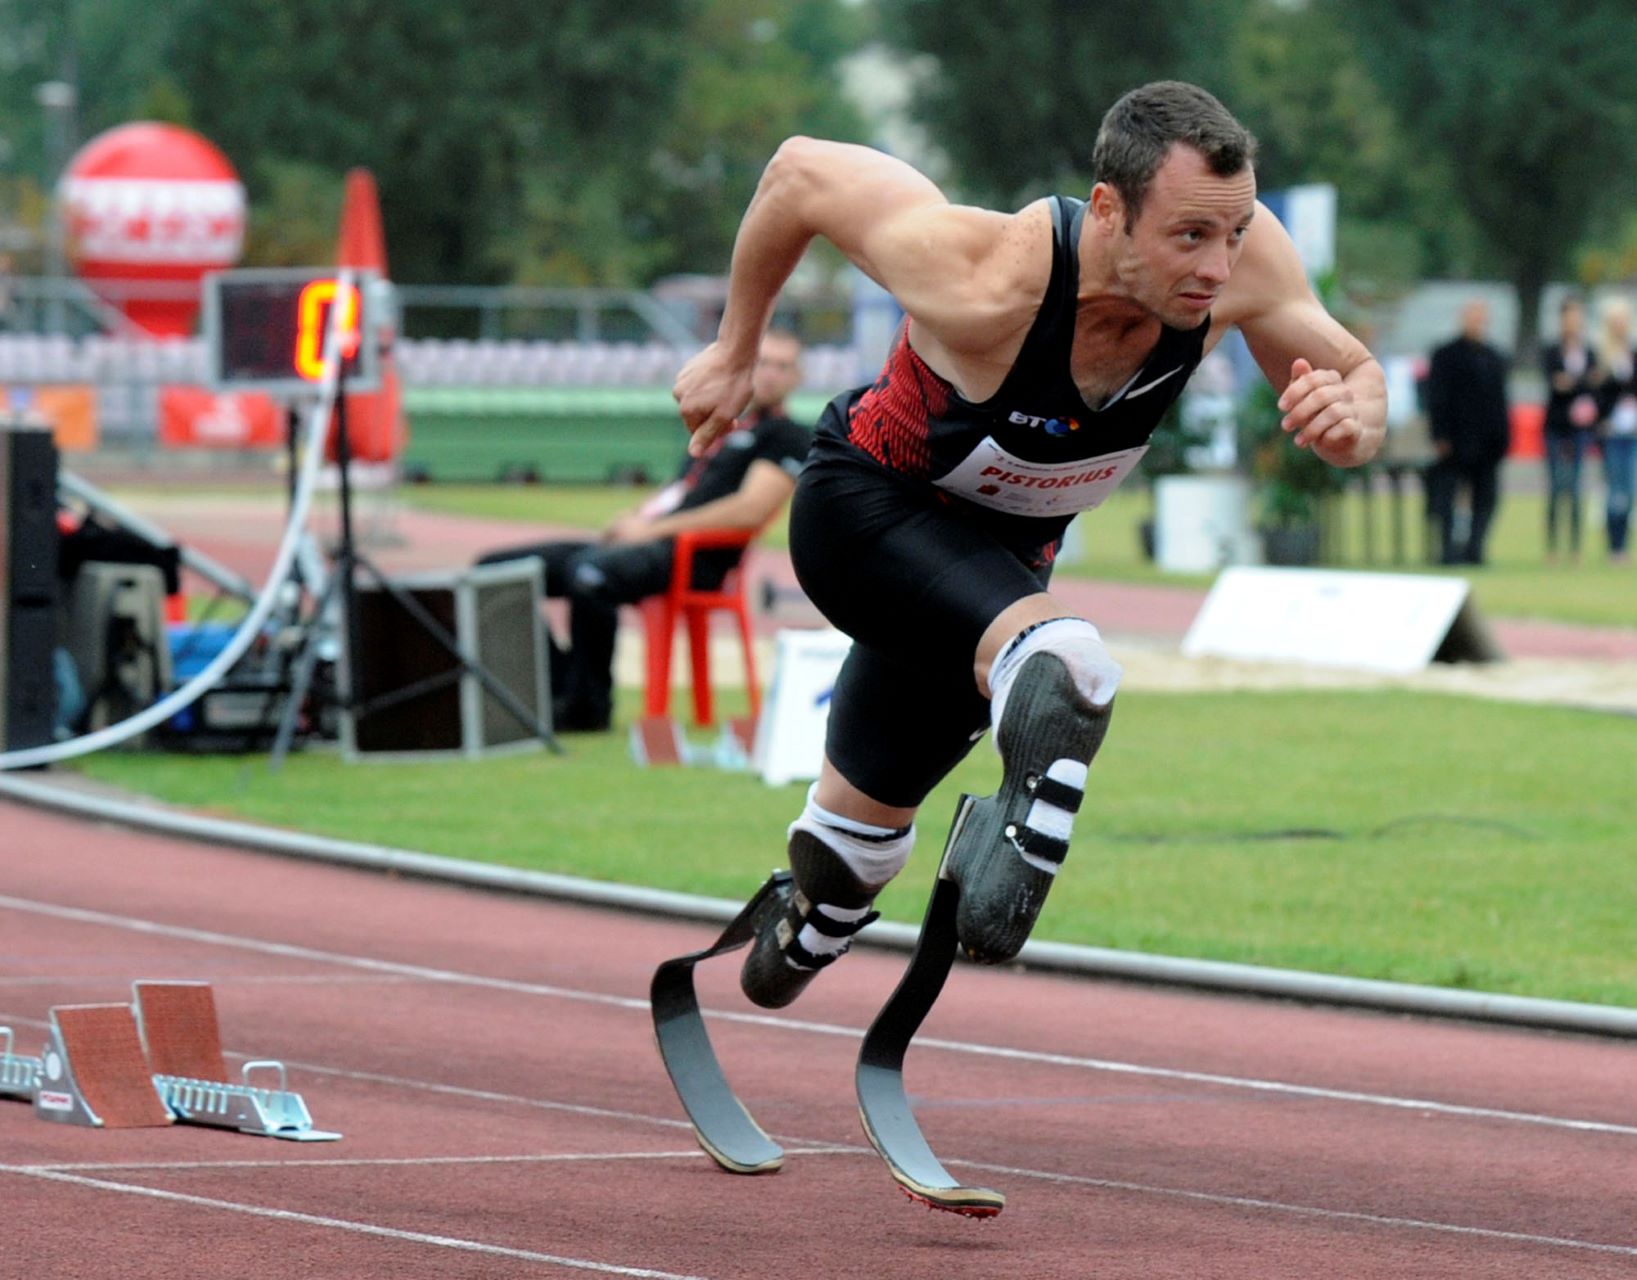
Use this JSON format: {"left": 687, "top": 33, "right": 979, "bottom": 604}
{"left": 61, "top": 122, "right": 246, "bottom": 337}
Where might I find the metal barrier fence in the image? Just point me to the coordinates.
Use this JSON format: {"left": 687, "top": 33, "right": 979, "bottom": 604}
{"left": 0, "top": 330, "right": 862, "bottom": 479}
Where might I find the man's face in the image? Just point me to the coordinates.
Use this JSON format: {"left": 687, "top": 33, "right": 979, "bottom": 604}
{"left": 1103, "top": 145, "right": 1256, "bottom": 330}
{"left": 1461, "top": 301, "right": 1489, "bottom": 341}
{"left": 749, "top": 335, "right": 802, "bottom": 410}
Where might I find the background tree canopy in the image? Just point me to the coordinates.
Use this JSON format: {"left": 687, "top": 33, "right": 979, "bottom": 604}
{"left": 1, "top": 0, "right": 1635, "bottom": 354}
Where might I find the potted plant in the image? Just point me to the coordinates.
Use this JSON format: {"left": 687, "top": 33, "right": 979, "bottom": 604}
{"left": 1238, "top": 378, "right": 1348, "bottom": 565}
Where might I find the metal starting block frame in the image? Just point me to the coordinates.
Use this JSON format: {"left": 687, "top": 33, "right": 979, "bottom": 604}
{"left": 0, "top": 1026, "right": 43, "bottom": 1100}
{"left": 132, "top": 981, "right": 341, "bottom": 1142}
{"left": 152, "top": 1059, "right": 341, "bottom": 1142}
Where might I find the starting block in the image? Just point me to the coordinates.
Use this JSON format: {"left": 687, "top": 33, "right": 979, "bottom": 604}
{"left": 630, "top": 715, "right": 687, "bottom": 766}
{"left": 134, "top": 982, "right": 341, "bottom": 1142}
{"left": 0, "top": 1026, "right": 43, "bottom": 1100}
{"left": 630, "top": 714, "right": 760, "bottom": 770}
{"left": 34, "top": 1004, "right": 173, "bottom": 1129}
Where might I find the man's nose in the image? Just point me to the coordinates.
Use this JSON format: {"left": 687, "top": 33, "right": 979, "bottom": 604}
{"left": 1196, "top": 243, "right": 1232, "bottom": 285}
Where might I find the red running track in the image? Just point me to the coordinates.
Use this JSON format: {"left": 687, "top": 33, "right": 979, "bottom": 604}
{"left": 1, "top": 799, "right": 1633, "bottom": 1279}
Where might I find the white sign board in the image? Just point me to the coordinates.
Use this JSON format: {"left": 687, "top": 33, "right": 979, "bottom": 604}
{"left": 753, "top": 628, "right": 853, "bottom": 786}
{"left": 1182, "top": 567, "right": 1502, "bottom": 675}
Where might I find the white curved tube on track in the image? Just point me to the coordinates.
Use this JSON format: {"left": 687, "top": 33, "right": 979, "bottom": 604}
{"left": 0, "top": 271, "right": 356, "bottom": 772}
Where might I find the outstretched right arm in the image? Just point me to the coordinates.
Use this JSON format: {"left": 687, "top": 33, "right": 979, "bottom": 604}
{"left": 673, "top": 138, "right": 1027, "bottom": 454}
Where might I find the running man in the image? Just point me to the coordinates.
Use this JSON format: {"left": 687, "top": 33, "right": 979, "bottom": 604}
{"left": 674, "top": 81, "right": 1386, "bottom": 1007}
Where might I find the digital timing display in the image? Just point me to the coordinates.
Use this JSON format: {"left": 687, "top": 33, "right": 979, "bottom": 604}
{"left": 204, "top": 269, "right": 382, "bottom": 394}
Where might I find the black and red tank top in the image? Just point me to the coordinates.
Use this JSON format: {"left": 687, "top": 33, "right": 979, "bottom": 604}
{"left": 815, "top": 195, "right": 1208, "bottom": 542}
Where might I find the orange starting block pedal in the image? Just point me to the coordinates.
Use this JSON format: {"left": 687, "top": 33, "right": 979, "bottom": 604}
{"left": 630, "top": 715, "right": 687, "bottom": 766}
{"left": 134, "top": 982, "right": 341, "bottom": 1142}
{"left": 35, "top": 1004, "right": 173, "bottom": 1129}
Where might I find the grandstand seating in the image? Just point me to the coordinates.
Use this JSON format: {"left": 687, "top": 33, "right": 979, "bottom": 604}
{"left": 0, "top": 334, "right": 859, "bottom": 393}
{"left": 0, "top": 333, "right": 859, "bottom": 476}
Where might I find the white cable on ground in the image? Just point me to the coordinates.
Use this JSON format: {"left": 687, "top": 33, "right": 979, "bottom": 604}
{"left": 0, "top": 270, "right": 356, "bottom": 772}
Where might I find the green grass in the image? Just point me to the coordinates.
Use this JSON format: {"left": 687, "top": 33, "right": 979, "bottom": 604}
{"left": 402, "top": 484, "right": 1637, "bottom": 628}
{"left": 71, "top": 689, "right": 1636, "bottom": 1008}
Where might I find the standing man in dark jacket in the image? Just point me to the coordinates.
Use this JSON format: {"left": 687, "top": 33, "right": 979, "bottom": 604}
{"left": 1425, "top": 299, "right": 1511, "bottom": 565}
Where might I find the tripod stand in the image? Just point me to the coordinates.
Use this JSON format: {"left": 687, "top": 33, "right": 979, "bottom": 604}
{"left": 269, "top": 373, "right": 561, "bottom": 767}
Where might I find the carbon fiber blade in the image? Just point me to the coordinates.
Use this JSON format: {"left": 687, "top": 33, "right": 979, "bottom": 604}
{"left": 856, "top": 796, "right": 1006, "bottom": 1215}
{"left": 651, "top": 872, "right": 790, "bottom": 1174}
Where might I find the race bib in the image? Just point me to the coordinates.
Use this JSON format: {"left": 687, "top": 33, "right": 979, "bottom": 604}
{"left": 933, "top": 438, "right": 1149, "bottom": 517}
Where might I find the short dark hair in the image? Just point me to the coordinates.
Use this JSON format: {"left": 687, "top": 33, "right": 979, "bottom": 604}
{"left": 1091, "top": 82, "right": 1257, "bottom": 230}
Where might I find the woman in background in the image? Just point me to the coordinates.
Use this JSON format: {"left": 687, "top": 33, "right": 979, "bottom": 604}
{"left": 1594, "top": 298, "right": 1636, "bottom": 563}
{"left": 1540, "top": 295, "right": 1599, "bottom": 562}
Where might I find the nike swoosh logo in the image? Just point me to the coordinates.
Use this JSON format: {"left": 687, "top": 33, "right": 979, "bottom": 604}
{"left": 1125, "top": 366, "right": 1184, "bottom": 399}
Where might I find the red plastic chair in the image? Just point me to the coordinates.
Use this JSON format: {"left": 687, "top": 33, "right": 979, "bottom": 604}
{"left": 639, "top": 528, "right": 761, "bottom": 727}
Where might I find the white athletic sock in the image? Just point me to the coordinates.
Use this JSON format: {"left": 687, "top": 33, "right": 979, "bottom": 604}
{"left": 988, "top": 617, "right": 1121, "bottom": 743}
{"left": 789, "top": 785, "right": 915, "bottom": 889}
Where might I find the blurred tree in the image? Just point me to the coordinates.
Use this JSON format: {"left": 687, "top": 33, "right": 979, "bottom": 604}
{"left": 637, "top": 0, "right": 867, "bottom": 279}
{"left": 165, "top": 0, "right": 863, "bottom": 290}
{"left": 1333, "top": 0, "right": 1637, "bottom": 358}
{"left": 875, "top": 0, "right": 1243, "bottom": 206}
{"left": 168, "top": 0, "right": 678, "bottom": 286}
{"left": 0, "top": 0, "right": 194, "bottom": 268}
{"left": 1224, "top": 0, "right": 1476, "bottom": 296}
{"left": 245, "top": 158, "right": 345, "bottom": 267}
{"left": 503, "top": 0, "right": 867, "bottom": 286}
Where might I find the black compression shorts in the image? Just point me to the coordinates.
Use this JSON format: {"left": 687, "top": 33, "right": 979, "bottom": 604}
{"left": 789, "top": 447, "right": 1057, "bottom": 808}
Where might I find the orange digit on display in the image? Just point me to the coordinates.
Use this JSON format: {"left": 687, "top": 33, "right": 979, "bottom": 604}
{"left": 293, "top": 279, "right": 363, "bottom": 380}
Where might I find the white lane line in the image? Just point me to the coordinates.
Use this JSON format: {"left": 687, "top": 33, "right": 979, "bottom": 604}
{"left": 23, "top": 1151, "right": 712, "bottom": 1172}
{"left": 5, "top": 1010, "right": 1629, "bottom": 1258}
{"left": 0, "top": 1166, "right": 716, "bottom": 1279}
{"left": 2, "top": 894, "right": 1631, "bottom": 1139}
{"left": 0, "top": 893, "right": 649, "bottom": 1010}
{"left": 23, "top": 1148, "right": 861, "bottom": 1174}
{"left": 0, "top": 974, "right": 421, "bottom": 988}
{"left": 898, "top": 1034, "right": 1637, "bottom": 1136}
{"left": 6, "top": 1150, "right": 1631, "bottom": 1258}
{"left": 940, "top": 1157, "right": 1637, "bottom": 1258}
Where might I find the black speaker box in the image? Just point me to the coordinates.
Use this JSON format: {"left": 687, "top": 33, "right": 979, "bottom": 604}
{"left": 340, "top": 559, "right": 550, "bottom": 759}
{"left": 1, "top": 419, "right": 61, "bottom": 751}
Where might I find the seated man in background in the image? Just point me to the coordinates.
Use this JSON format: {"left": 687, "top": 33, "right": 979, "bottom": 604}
{"left": 477, "top": 330, "right": 810, "bottom": 730}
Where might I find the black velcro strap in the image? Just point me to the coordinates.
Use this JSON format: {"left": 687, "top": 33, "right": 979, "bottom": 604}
{"left": 784, "top": 931, "right": 842, "bottom": 970}
{"left": 1011, "top": 825, "right": 1069, "bottom": 865}
{"left": 1030, "top": 775, "right": 1083, "bottom": 814}
{"left": 802, "top": 907, "right": 880, "bottom": 939}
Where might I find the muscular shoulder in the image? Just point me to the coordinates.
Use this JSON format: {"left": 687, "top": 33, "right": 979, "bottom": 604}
{"left": 894, "top": 198, "right": 1055, "bottom": 358}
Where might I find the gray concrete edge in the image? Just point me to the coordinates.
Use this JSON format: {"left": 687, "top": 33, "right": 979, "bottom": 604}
{"left": 3, "top": 772, "right": 1632, "bottom": 1038}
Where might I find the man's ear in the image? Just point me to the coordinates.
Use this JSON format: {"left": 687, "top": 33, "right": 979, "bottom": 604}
{"left": 1089, "top": 182, "right": 1124, "bottom": 232}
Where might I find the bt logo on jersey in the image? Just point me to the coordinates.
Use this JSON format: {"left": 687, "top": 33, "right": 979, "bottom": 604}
{"left": 1008, "top": 410, "right": 1080, "bottom": 436}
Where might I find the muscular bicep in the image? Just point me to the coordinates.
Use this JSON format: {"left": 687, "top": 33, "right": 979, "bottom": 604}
{"left": 1215, "top": 209, "right": 1373, "bottom": 390}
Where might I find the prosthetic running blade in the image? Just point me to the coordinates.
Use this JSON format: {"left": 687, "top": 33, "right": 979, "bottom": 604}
{"left": 651, "top": 871, "right": 790, "bottom": 1175}
{"left": 856, "top": 795, "right": 1006, "bottom": 1217}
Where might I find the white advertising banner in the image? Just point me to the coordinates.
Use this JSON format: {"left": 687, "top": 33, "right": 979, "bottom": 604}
{"left": 1182, "top": 567, "right": 1502, "bottom": 675}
